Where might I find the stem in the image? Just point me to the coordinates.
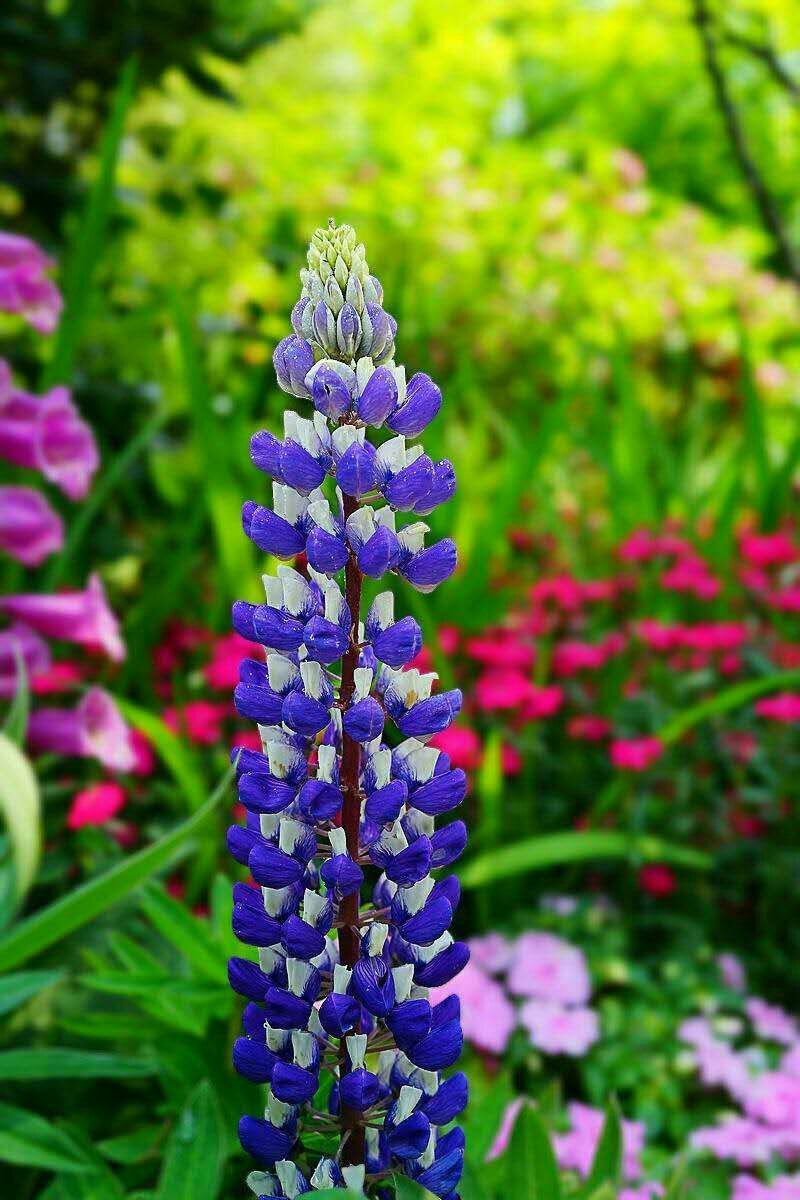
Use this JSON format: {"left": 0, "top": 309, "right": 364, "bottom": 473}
{"left": 337, "top": 491, "right": 366, "bottom": 1167}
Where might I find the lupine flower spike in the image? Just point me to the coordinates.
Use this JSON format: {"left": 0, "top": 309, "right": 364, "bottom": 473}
{"left": 227, "top": 222, "right": 467, "bottom": 1198}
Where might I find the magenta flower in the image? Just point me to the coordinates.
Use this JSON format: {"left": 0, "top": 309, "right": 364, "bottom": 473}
{"left": 609, "top": 736, "right": 663, "bottom": 771}
{"left": 67, "top": 780, "right": 127, "bottom": 830}
{"left": 0, "top": 573, "right": 125, "bottom": 661}
{"left": 754, "top": 694, "right": 800, "bottom": 724}
{"left": 0, "top": 622, "right": 51, "bottom": 697}
{"left": 27, "top": 686, "right": 135, "bottom": 771}
{"left": 0, "top": 380, "right": 99, "bottom": 500}
{"left": 507, "top": 931, "right": 591, "bottom": 1003}
{"left": 519, "top": 998, "right": 599, "bottom": 1056}
{"left": 0, "top": 485, "right": 63, "bottom": 565}
{"left": 0, "top": 232, "right": 62, "bottom": 333}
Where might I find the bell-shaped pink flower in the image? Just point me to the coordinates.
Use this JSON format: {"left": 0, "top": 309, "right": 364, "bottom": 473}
{"left": 0, "top": 485, "right": 63, "bottom": 565}
{"left": 0, "top": 573, "right": 125, "bottom": 661}
{"left": 0, "top": 379, "right": 99, "bottom": 500}
{"left": 0, "top": 623, "right": 51, "bottom": 698}
{"left": 27, "top": 686, "right": 135, "bottom": 771}
{"left": 0, "top": 233, "right": 62, "bottom": 333}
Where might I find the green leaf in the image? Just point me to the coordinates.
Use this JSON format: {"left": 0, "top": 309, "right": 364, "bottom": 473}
{"left": 583, "top": 1102, "right": 622, "bottom": 1194}
{"left": 658, "top": 669, "right": 800, "bottom": 746}
{"left": 460, "top": 830, "right": 710, "bottom": 889}
{"left": 42, "top": 57, "right": 138, "bottom": 388}
{"left": 155, "top": 1080, "right": 226, "bottom": 1200}
{"left": 114, "top": 699, "right": 207, "bottom": 812}
{"left": 39, "top": 1166, "right": 125, "bottom": 1200}
{"left": 3, "top": 645, "right": 29, "bottom": 746}
{"left": 139, "top": 882, "right": 222, "bottom": 980}
{"left": 97, "top": 1125, "right": 162, "bottom": 1165}
{"left": 0, "top": 732, "right": 41, "bottom": 900}
{"left": 505, "top": 1101, "right": 537, "bottom": 1198}
{"left": 0, "top": 764, "right": 233, "bottom": 971}
{"left": 0, "top": 1048, "right": 155, "bottom": 1080}
{"left": 523, "top": 1108, "right": 562, "bottom": 1200}
{"left": 0, "top": 968, "right": 62, "bottom": 1015}
{"left": 0, "top": 1102, "right": 98, "bottom": 1173}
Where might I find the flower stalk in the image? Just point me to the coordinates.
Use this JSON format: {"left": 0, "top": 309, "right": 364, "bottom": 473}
{"left": 227, "top": 222, "right": 467, "bottom": 1197}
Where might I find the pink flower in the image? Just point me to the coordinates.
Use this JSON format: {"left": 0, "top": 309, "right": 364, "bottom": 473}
{"left": 430, "top": 725, "right": 482, "bottom": 771}
{"left": 661, "top": 557, "right": 720, "bottom": 600}
{"left": 769, "top": 586, "right": 800, "bottom": 614}
{"left": 0, "top": 623, "right": 51, "bottom": 697}
{"left": 428, "top": 960, "right": 515, "bottom": 1056}
{"left": 519, "top": 684, "right": 564, "bottom": 721}
{"left": 474, "top": 669, "right": 533, "bottom": 711}
{"left": 67, "top": 781, "right": 126, "bottom": 830}
{"left": 0, "top": 234, "right": 62, "bottom": 333}
{"left": 501, "top": 742, "right": 523, "bottom": 775}
{"left": 691, "top": 1117, "right": 782, "bottom": 1166}
{"left": 0, "top": 485, "right": 63, "bottom": 565}
{"left": 519, "top": 999, "right": 599, "bottom": 1056}
{"left": 743, "top": 1072, "right": 800, "bottom": 1128}
{"left": 486, "top": 1098, "right": 526, "bottom": 1161}
{"left": 530, "top": 574, "right": 585, "bottom": 613}
{"left": 0, "top": 383, "right": 98, "bottom": 500}
{"left": 438, "top": 624, "right": 460, "bottom": 655}
{"left": 636, "top": 619, "right": 684, "bottom": 652}
{"left": 733, "top": 1174, "right": 800, "bottom": 1200}
{"left": 552, "top": 640, "right": 608, "bottom": 676}
{"left": 129, "top": 728, "right": 156, "bottom": 777}
{"left": 620, "top": 1187, "right": 664, "bottom": 1200}
{"left": 781, "top": 1045, "right": 800, "bottom": 1079}
{"left": 507, "top": 932, "right": 591, "bottom": 1003}
{"left": 163, "top": 700, "right": 229, "bottom": 746}
{"left": 610, "top": 737, "right": 663, "bottom": 771}
{"left": 555, "top": 1102, "right": 645, "bottom": 1181}
{"left": 204, "top": 632, "right": 260, "bottom": 690}
{"left": 746, "top": 998, "right": 799, "bottom": 1046}
{"left": 754, "top": 694, "right": 800, "bottom": 724}
{"left": 638, "top": 864, "right": 676, "bottom": 897}
{"left": 718, "top": 952, "right": 747, "bottom": 993}
{"left": 28, "top": 687, "right": 135, "bottom": 771}
{"left": 30, "top": 660, "right": 83, "bottom": 695}
{"left": 740, "top": 532, "right": 796, "bottom": 569}
{"left": 232, "top": 729, "right": 263, "bottom": 751}
{"left": 693, "top": 1037, "right": 750, "bottom": 1100}
{"left": 0, "top": 573, "right": 125, "bottom": 661}
{"left": 465, "top": 631, "right": 534, "bottom": 671}
{"left": 468, "top": 933, "right": 514, "bottom": 975}
{"left": 567, "top": 715, "right": 612, "bottom": 741}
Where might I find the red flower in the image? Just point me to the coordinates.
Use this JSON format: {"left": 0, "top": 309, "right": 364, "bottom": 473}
{"left": 638, "top": 864, "right": 676, "bottom": 897}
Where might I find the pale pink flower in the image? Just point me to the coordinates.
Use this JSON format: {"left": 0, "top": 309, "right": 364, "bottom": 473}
{"left": 746, "top": 998, "right": 799, "bottom": 1046}
{"left": 620, "top": 1186, "right": 664, "bottom": 1200}
{"left": 485, "top": 1098, "right": 526, "bottom": 1161}
{"left": 742, "top": 1072, "right": 800, "bottom": 1129}
{"left": 733, "top": 1174, "right": 800, "bottom": 1200}
{"left": 519, "top": 999, "right": 599, "bottom": 1056}
{"left": 781, "top": 1045, "right": 800, "bottom": 1079}
{"left": 691, "top": 1117, "right": 782, "bottom": 1166}
{"left": 554, "top": 1102, "right": 644, "bottom": 1181}
{"left": 507, "top": 932, "right": 591, "bottom": 1003}
{"left": 428, "top": 960, "right": 515, "bottom": 1056}
{"left": 468, "top": 933, "right": 513, "bottom": 975}
{"left": 27, "top": 686, "right": 135, "bottom": 772}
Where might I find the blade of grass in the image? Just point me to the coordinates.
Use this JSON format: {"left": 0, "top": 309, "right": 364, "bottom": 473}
{"left": 114, "top": 698, "right": 206, "bottom": 812}
{"left": 460, "top": 829, "right": 710, "bottom": 889}
{"left": 0, "top": 764, "right": 233, "bottom": 971}
{"left": 659, "top": 668, "right": 800, "bottom": 745}
{"left": 42, "top": 57, "right": 138, "bottom": 389}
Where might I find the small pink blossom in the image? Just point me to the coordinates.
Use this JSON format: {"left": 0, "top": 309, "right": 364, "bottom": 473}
{"left": 163, "top": 700, "right": 229, "bottom": 746}
{"left": 742, "top": 1072, "right": 800, "bottom": 1128}
{"left": 555, "top": 1102, "right": 644, "bottom": 1181}
{"left": 519, "top": 999, "right": 599, "bottom": 1056}
{"left": 691, "top": 1117, "right": 783, "bottom": 1166}
{"left": 552, "top": 640, "right": 609, "bottom": 676}
{"left": 204, "top": 632, "right": 261, "bottom": 690}
{"left": 129, "top": 729, "right": 156, "bottom": 777}
{"left": 428, "top": 960, "right": 516, "bottom": 1056}
{"left": 474, "top": 669, "right": 534, "bottom": 711}
{"left": 430, "top": 725, "right": 482, "bottom": 771}
{"left": 468, "top": 933, "right": 513, "bottom": 975}
{"left": 781, "top": 1045, "right": 800, "bottom": 1079}
{"left": 67, "top": 781, "right": 126, "bottom": 830}
{"left": 620, "top": 1187, "right": 664, "bottom": 1200}
{"left": 507, "top": 932, "right": 591, "bottom": 1003}
{"left": 739, "top": 531, "right": 796, "bottom": 569}
{"left": 501, "top": 742, "right": 522, "bottom": 775}
{"left": 638, "top": 863, "right": 676, "bottom": 897}
{"left": 610, "top": 736, "right": 663, "bottom": 771}
{"left": 661, "top": 557, "right": 720, "bottom": 600}
{"left": 0, "top": 233, "right": 62, "bottom": 333}
{"left": 733, "top": 1174, "right": 800, "bottom": 1200}
{"left": 746, "top": 998, "right": 799, "bottom": 1046}
{"left": 754, "top": 694, "right": 800, "bottom": 724}
{"left": 567, "top": 715, "right": 612, "bottom": 741}
{"left": 30, "top": 660, "right": 83, "bottom": 695}
{"left": 718, "top": 952, "right": 747, "bottom": 992}
{"left": 485, "top": 1098, "right": 526, "bottom": 1161}
{"left": 519, "top": 684, "right": 564, "bottom": 721}
{"left": 465, "top": 631, "right": 534, "bottom": 671}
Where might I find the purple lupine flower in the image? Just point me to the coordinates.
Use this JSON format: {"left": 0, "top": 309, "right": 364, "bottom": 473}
{"left": 0, "top": 623, "right": 51, "bottom": 697}
{"left": 226, "top": 222, "right": 464, "bottom": 1197}
{"left": 0, "top": 572, "right": 126, "bottom": 662}
{"left": 0, "top": 485, "right": 64, "bottom": 565}
{"left": 0, "top": 377, "right": 99, "bottom": 500}
{"left": 0, "top": 233, "right": 62, "bottom": 333}
{"left": 27, "top": 686, "right": 135, "bottom": 771}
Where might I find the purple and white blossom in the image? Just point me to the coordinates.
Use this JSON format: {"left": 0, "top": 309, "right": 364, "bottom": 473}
{"left": 226, "top": 222, "right": 465, "bottom": 1196}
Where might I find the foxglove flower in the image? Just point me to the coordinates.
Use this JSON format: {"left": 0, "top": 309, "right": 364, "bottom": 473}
{"left": 226, "top": 223, "right": 466, "bottom": 1196}
{"left": 0, "top": 573, "right": 125, "bottom": 662}
{"left": 0, "top": 233, "right": 62, "bottom": 333}
{"left": 27, "top": 686, "right": 135, "bottom": 771}
{"left": 0, "top": 485, "right": 63, "bottom": 565}
{"left": 0, "top": 379, "right": 99, "bottom": 500}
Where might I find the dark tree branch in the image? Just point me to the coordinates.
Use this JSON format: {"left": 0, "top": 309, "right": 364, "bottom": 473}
{"left": 723, "top": 29, "right": 800, "bottom": 101}
{"left": 691, "top": 0, "right": 800, "bottom": 286}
